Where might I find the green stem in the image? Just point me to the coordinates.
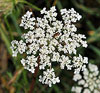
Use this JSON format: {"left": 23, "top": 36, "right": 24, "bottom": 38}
{"left": 19, "top": 0, "right": 41, "bottom": 11}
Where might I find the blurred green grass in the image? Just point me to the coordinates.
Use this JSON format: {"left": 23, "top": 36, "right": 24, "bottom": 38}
{"left": 0, "top": 0, "right": 100, "bottom": 93}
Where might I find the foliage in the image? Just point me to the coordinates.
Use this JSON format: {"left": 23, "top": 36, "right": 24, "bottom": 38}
{"left": 0, "top": 0, "right": 100, "bottom": 93}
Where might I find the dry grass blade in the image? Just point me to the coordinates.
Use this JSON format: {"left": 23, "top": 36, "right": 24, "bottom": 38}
{"left": 0, "top": 75, "right": 15, "bottom": 93}
{"left": 0, "top": 43, "right": 8, "bottom": 73}
{"left": 52, "top": 0, "right": 58, "bottom": 6}
{"left": 8, "top": 68, "right": 24, "bottom": 85}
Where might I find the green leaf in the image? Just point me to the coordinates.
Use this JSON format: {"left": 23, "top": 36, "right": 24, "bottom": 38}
{"left": 87, "top": 27, "right": 100, "bottom": 43}
{"left": 89, "top": 45, "right": 100, "bottom": 56}
{"left": 19, "top": 0, "right": 41, "bottom": 11}
{"left": 71, "top": 0, "right": 100, "bottom": 17}
{"left": 10, "top": 14, "right": 22, "bottom": 35}
{"left": 86, "top": 20, "right": 96, "bottom": 31}
{"left": 53, "top": 85, "right": 62, "bottom": 93}
{"left": 0, "top": 24, "right": 12, "bottom": 55}
{"left": 57, "top": 0, "right": 63, "bottom": 10}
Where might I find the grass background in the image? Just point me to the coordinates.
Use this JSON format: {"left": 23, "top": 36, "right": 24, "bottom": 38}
{"left": 0, "top": 0, "right": 100, "bottom": 93}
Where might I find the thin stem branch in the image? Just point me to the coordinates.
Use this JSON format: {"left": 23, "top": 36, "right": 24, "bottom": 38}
{"left": 29, "top": 56, "right": 40, "bottom": 93}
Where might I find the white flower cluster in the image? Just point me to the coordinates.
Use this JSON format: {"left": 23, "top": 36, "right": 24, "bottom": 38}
{"left": 10, "top": 6, "right": 88, "bottom": 87}
{"left": 20, "top": 11, "right": 35, "bottom": 30}
{"left": 21, "top": 55, "right": 38, "bottom": 73}
{"left": 39, "top": 68, "right": 60, "bottom": 87}
{"left": 72, "top": 63, "right": 100, "bottom": 93}
{"left": 10, "top": 40, "right": 27, "bottom": 57}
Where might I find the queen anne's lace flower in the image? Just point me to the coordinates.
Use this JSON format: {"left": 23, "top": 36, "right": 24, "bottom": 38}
{"left": 10, "top": 40, "right": 27, "bottom": 57}
{"left": 21, "top": 55, "right": 38, "bottom": 73}
{"left": 72, "top": 63, "right": 100, "bottom": 93}
{"left": 73, "top": 54, "right": 88, "bottom": 74}
{"left": 20, "top": 11, "right": 35, "bottom": 30}
{"left": 39, "top": 68, "right": 60, "bottom": 87}
{"left": 10, "top": 6, "right": 88, "bottom": 87}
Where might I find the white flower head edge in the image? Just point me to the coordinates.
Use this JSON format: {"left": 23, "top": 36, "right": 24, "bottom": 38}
{"left": 72, "top": 63, "right": 100, "bottom": 93}
{"left": 10, "top": 6, "right": 88, "bottom": 87}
